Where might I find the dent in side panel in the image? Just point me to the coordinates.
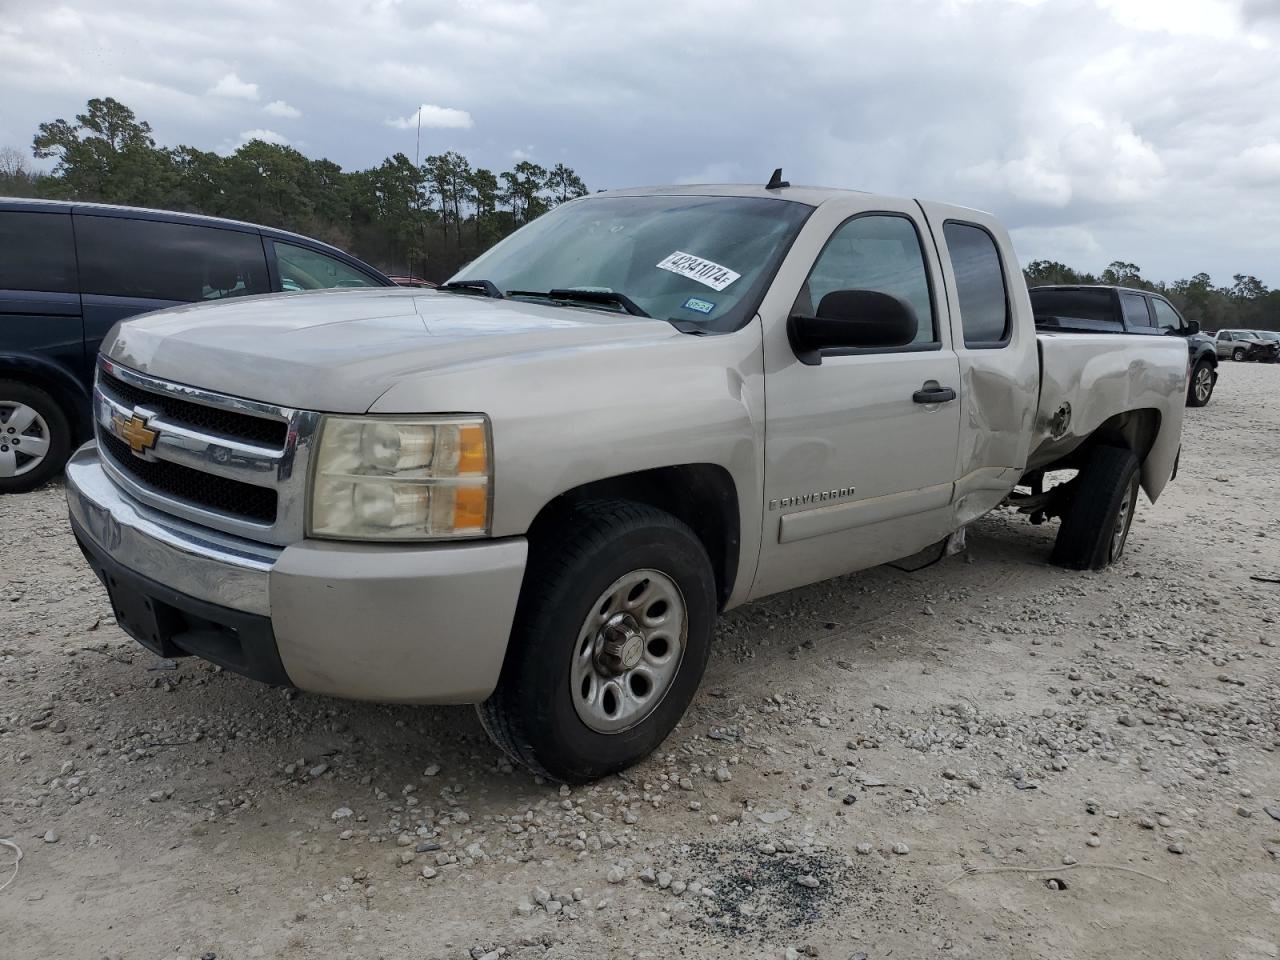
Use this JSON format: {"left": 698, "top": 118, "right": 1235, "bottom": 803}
{"left": 1031, "top": 333, "right": 1186, "bottom": 502}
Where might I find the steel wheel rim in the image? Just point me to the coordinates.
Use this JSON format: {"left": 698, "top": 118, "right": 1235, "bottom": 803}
{"left": 1111, "top": 478, "right": 1137, "bottom": 561}
{"left": 0, "top": 402, "right": 51, "bottom": 478}
{"left": 1194, "top": 367, "right": 1212, "bottom": 402}
{"left": 570, "top": 568, "right": 687, "bottom": 734}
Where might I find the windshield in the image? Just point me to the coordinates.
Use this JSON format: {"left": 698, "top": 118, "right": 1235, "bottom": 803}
{"left": 1252, "top": 330, "right": 1280, "bottom": 341}
{"left": 445, "top": 195, "right": 813, "bottom": 332}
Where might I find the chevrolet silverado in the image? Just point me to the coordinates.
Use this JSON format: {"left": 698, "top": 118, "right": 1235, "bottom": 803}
{"left": 65, "top": 181, "right": 1188, "bottom": 781}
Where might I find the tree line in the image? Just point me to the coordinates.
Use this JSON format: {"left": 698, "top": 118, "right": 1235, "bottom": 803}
{"left": 2, "top": 97, "right": 1277, "bottom": 328}
{"left": 0, "top": 97, "right": 588, "bottom": 280}
{"left": 1024, "top": 259, "right": 1279, "bottom": 333}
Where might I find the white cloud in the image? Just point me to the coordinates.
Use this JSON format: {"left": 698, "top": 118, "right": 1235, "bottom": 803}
{"left": 385, "top": 103, "right": 473, "bottom": 131}
{"left": 2, "top": 0, "right": 1280, "bottom": 284}
{"left": 1010, "top": 225, "right": 1103, "bottom": 266}
{"left": 208, "top": 71, "right": 258, "bottom": 100}
{"left": 510, "top": 146, "right": 535, "bottom": 161}
{"left": 676, "top": 161, "right": 746, "bottom": 185}
{"left": 1231, "top": 142, "right": 1280, "bottom": 184}
{"left": 231, "top": 128, "right": 290, "bottom": 150}
{"left": 1096, "top": 0, "right": 1244, "bottom": 38}
{"left": 263, "top": 99, "right": 300, "bottom": 119}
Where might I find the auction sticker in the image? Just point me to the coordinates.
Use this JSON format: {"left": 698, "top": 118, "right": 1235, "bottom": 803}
{"left": 656, "top": 251, "right": 741, "bottom": 292}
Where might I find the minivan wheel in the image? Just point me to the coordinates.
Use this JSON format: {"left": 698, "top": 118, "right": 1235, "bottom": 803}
{"left": 1187, "top": 360, "right": 1215, "bottom": 407}
{"left": 0, "top": 380, "right": 71, "bottom": 494}
{"left": 1050, "top": 445, "right": 1141, "bottom": 571}
{"left": 477, "top": 499, "right": 716, "bottom": 783}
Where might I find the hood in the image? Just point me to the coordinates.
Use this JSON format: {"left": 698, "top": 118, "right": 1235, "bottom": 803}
{"left": 103, "top": 288, "right": 681, "bottom": 411}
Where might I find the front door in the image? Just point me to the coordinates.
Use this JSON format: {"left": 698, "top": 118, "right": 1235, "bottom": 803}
{"left": 751, "top": 198, "right": 961, "bottom": 600}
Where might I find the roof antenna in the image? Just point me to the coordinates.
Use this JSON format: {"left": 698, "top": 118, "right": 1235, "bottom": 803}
{"left": 765, "top": 167, "right": 789, "bottom": 190}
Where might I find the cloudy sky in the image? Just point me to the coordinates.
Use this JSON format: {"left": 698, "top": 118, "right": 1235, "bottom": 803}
{"left": 2, "top": 0, "right": 1278, "bottom": 285}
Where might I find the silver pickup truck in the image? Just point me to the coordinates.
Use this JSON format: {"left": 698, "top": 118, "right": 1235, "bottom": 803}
{"left": 65, "top": 182, "right": 1187, "bottom": 781}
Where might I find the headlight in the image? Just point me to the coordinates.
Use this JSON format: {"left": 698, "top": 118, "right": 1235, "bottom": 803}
{"left": 309, "top": 416, "right": 491, "bottom": 540}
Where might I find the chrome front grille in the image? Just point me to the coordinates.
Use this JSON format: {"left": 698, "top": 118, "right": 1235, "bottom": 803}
{"left": 93, "top": 357, "right": 322, "bottom": 545}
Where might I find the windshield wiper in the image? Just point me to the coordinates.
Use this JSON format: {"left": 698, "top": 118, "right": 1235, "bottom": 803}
{"left": 506, "top": 288, "right": 651, "bottom": 318}
{"left": 440, "top": 279, "right": 503, "bottom": 299}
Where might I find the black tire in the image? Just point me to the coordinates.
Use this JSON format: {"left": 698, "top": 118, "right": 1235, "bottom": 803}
{"left": 0, "top": 379, "right": 72, "bottom": 494}
{"left": 1186, "top": 359, "right": 1215, "bottom": 407}
{"left": 477, "top": 499, "right": 716, "bottom": 783}
{"left": 1232, "top": 347, "right": 1245, "bottom": 361}
{"left": 1051, "top": 445, "right": 1141, "bottom": 571}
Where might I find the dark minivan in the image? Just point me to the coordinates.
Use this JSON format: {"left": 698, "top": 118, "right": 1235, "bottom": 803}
{"left": 0, "top": 199, "right": 392, "bottom": 492}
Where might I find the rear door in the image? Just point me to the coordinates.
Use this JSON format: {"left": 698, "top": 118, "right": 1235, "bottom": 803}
{"left": 74, "top": 213, "right": 271, "bottom": 369}
{"left": 752, "top": 196, "right": 961, "bottom": 599}
{"left": 1119, "top": 291, "right": 1156, "bottom": 332}
{"left": 0, "top": 207, "right": 83, "bottom": 375}
{"left": 917, "top": 202, "right": 1039, "bottom": 525}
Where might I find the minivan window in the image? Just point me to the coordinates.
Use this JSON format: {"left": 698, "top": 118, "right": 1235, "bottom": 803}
{"left": 0, "top": 212, "right": 78, "bottom": 294}
{"left": 1121, "top": 292, "right": 1152, "bottom": 327}
{"left": 943, "top": 222, "right": 1010, "bottom": 346}
{"left": 274, "top": 242, "right": 382, "bottom": 291}
{"left": 1151, "top": 299, "right": 1182, "bottom": 331}
{"left": 803, "top": 214, "right": 936, "bottom": 345}
{"left": 76, "top": 216, "right": 270, "bottom": 302}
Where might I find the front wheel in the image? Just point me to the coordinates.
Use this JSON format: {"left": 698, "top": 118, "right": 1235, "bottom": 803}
{"left": 1232, "top": 347, "right": 1246, "bottom": 361}
{"left": 1050, "top": 445, "right": 1141, "bottom": 571}
{"left": 477, "top": 499, "right": 716, "bottom": 782}
{"left": 1186, "top": 360, "right": 1215, "bottom": 407}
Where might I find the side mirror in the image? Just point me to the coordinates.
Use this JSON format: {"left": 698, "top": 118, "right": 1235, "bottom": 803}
{"left": 1184, "top": 320, "right": 1200, "bottom": 335}
{"left": 788, "top": 289, "right": 917, "bottom": 365}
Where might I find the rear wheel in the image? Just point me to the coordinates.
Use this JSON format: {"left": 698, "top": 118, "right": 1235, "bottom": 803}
{"left": 1050, "top": 445, "right": 1141, "bottom": 571}
{"left": 478, "top": 499, "right": 716, "bottom": 783}
{"left": 0, "top": 380, "right": 71, "bottom": 494}
{"left": 1186, "top": 360, "right": 1215, "bottom": 407}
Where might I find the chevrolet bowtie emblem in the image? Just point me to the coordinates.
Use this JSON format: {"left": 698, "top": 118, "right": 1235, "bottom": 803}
{"left": 112, "top": 412, "right": 159, "bottom": 456}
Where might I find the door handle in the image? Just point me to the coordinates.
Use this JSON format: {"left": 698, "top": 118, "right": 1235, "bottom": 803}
{"left": 913, "top": 383, "right": 957, "bottom": 404}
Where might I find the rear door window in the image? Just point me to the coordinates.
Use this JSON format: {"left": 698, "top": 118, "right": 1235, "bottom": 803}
{"left": 1151, "top": 299, "right": 1182, "bottom": 331}
{"left": 75, "top": 215, "right": 270, "bottom": 302}
{"left": 273, "top": 242, "right": 383, "bottom": 291}
{"left": 943, "top": 222, "right": 1010, "bottom": 347}
{"left": 1120, "top": 293, "right": 1153, "bottom": 328}
{"left": 0, "top": 211, "right": 78, "bottom": 294}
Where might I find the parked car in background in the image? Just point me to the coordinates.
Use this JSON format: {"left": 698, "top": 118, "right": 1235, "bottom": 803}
{"left": 388, "top": 275, "right": 438, "bottom": 288}
{"left": 1029, "top": 284, "right": 1218, "bottom": 407}
{"left": 1247, "top": 330, "right": 1280, "bottom": 359}
{"left": 1216, "top": 329, "right": 1279, "bottom": 362}
{"left": 0, "top": 199, "right": 393, "bottom": 492}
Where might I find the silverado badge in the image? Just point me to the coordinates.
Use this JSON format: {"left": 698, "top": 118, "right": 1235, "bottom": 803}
{"left": 112, "top": 411, "right": 159, "bottom": 456}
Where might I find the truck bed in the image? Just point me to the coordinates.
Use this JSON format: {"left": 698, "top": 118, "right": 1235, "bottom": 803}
{"left": 1029, "top": 332, "right": 1187, "bottom": 502}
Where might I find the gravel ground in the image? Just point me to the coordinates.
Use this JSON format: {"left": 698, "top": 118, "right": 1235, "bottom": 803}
{"left": 2, "top": 362, "right": 1278, "bottom": 960}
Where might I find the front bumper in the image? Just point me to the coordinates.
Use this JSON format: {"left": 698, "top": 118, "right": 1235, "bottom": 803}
{"left": 66, "top": 443, "right": 529, "bottom": 703}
